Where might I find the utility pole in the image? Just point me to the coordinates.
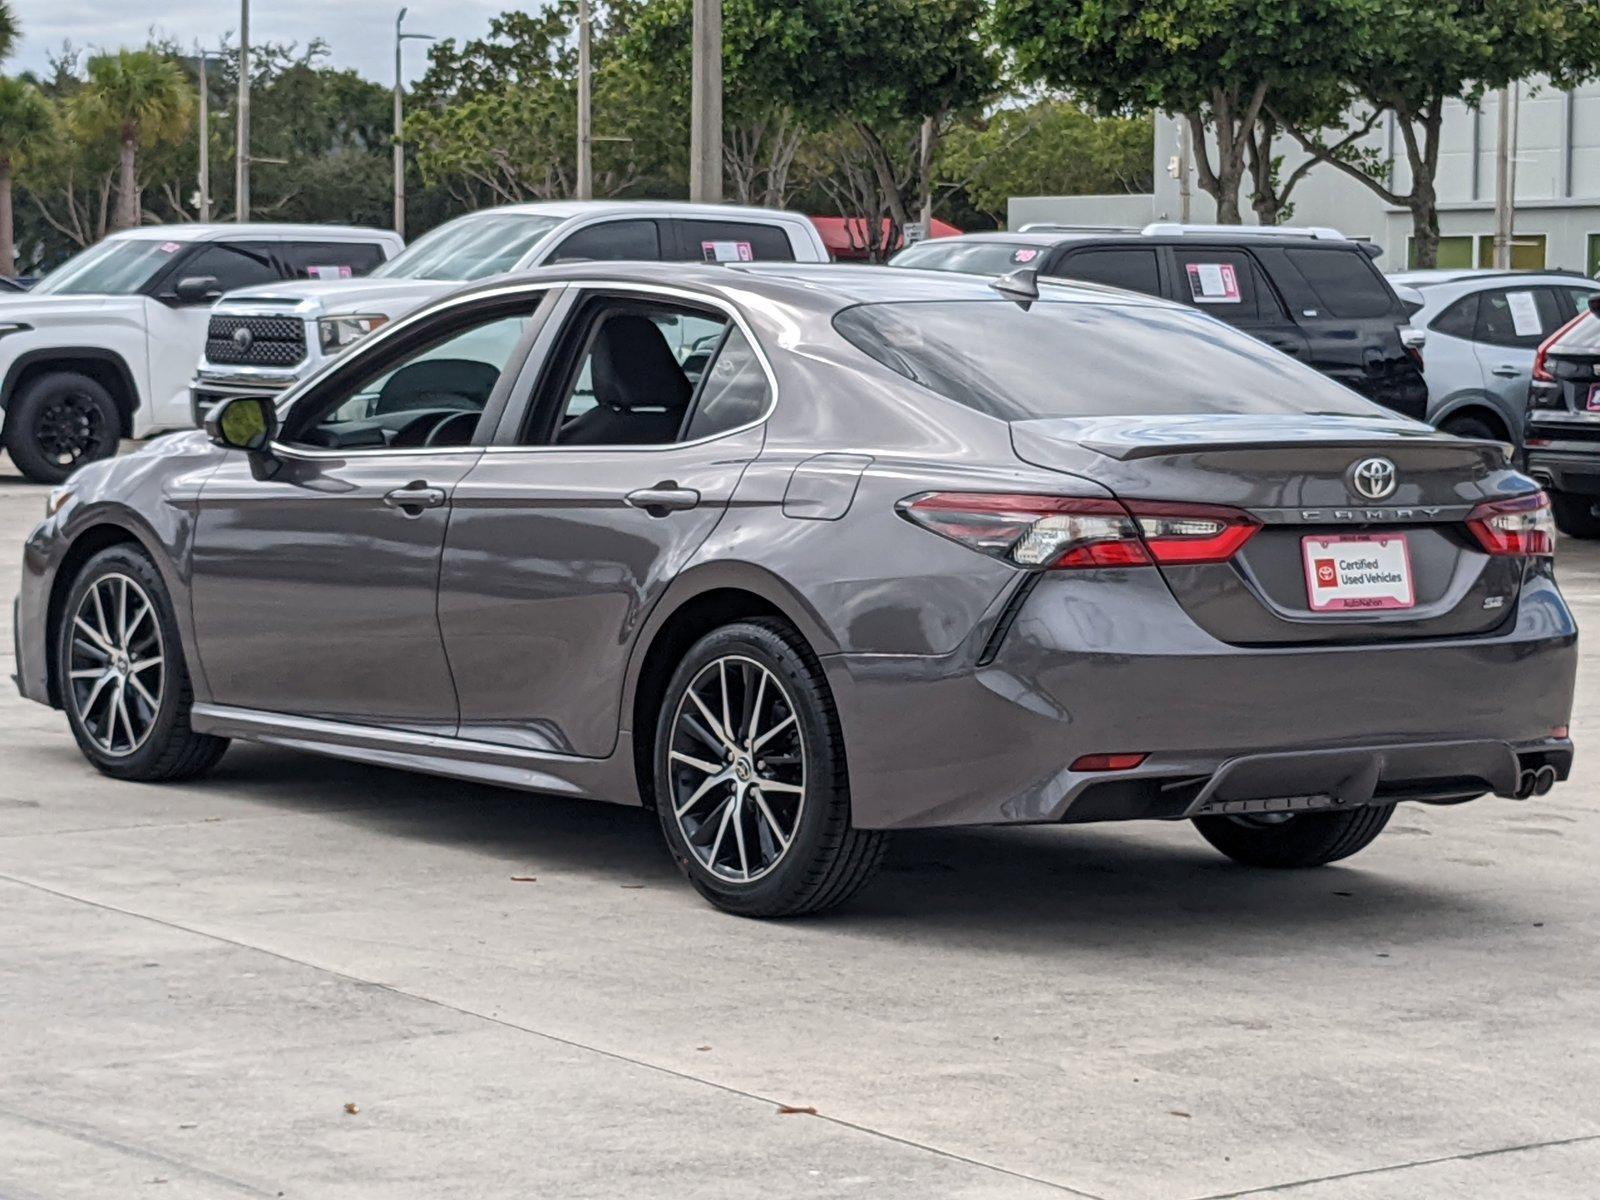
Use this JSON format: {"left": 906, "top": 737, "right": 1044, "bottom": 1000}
{"left": 689, "top": 0, "right": 722, "bottom": 203}
{"left": 1177, "top": 116, "right": 1193, "bottom": 223}
{"left": 195, "top": 49, "right": 213, "bottom": 221}
{"left": 235, "top": 0, "right": 250, "bottom": 221}
{"left": 393, "top": 8, "right": 438, "bottom": 238}
{"left": 1493, "top": 85, "right": 1514, "bottom": 269}
{"left": 576, "top": 0, "right": 593, "bottom": 200}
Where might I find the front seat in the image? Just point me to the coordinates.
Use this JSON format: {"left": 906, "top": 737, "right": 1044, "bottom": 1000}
{"left": 560, "top": 314, "right": 693, "bottom": 445}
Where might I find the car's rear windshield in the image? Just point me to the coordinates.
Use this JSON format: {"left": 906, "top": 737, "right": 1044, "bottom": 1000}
{"left": 832, "top": 299, "right": 1383, "bottom": 421}
{"left": 33, "top": 239, "right": 187, "bottom": 295}
{"left": 1552, "top": 311, "right": 1600, "bottom": 354}
{"left": 374, "top": 214, "right": 562, "bottom": 281}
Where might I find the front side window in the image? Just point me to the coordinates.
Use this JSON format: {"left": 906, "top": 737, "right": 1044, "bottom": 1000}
{"left": 548, "top": 220, "right": 662, "bottom": 263}
{"left": 33, "top": 239, "right": 189, "bottom": 295}
{"left": 283, "top": 302, "right": 540, "bottom": 450}
{"left": 1173, "top": 249, "right": 1270, "bottom": 322}
{"left": 833, "top": 299, "right": 1379, "bottom": 421}
{"left": 374, "top": 215, "right": 562, "bottom": 281}
{"left": 177, "top": 243, "right": 280, "bottom": 294}
{"left": 1054, "top": 248, "right": 1161, "bottom": 297}
{"left": 1474, "top": 288, "right": 1555, "bottom": 349}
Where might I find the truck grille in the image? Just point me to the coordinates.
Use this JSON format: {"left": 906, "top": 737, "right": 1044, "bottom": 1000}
{"left": 206, "top": 315, "right": 307, "bottom": 367}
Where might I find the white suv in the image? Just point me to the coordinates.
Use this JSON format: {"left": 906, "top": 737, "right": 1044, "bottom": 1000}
{"left": 0, "top": 223, "right": 402, "bottom": 482}
{"left": 191, "top": 201, "right": 830, "bottom": 424}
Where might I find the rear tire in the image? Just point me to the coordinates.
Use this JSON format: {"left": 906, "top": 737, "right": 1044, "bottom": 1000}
{"left": 5, "top": 370, "right": 121, "bottom": 484}
{"left": 57, "top": 545, "right": 228, "bottom": 782}
{"left": 1194, "top": 804, "right": 1395, "bottom": 868}
{"left": 653, "top": 618, "right": 886, "bottom": 917}
{"left": 1550, "top": 491, "right": 1600, "bottom": 539}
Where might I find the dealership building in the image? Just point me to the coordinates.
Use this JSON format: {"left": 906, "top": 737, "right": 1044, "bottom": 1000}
{"left": 1011, "top": 80, "right": 1600, "bottom": 275}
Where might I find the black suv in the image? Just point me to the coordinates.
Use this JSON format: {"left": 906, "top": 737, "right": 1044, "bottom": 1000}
{"left": 892, "top": 224, "right": 1428, "bottom": 420}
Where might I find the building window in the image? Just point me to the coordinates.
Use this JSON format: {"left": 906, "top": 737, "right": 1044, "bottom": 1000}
{"left": 1409, "top": 236, "right": 1473, "bottom": 269}
{"left": 1475, "top": 234, "right": 1546, "bottom": 270}
{"left": 1587, "top": 234, "right": 1600, "bottom": 279}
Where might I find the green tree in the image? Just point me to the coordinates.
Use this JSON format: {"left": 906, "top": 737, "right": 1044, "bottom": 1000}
{"left": 0, "top": 76, "right": 56, "bottom": 275}
{"left": 70, "top": 49, "right": 192, "bottom": 229}
{"left": 0, "top": 1, "right": 16, "bottom": 60}
{"left": 1273, "top": 0, "right": 1600, "bottom": 265}
{"left": 939, "top": 100, "right": 1153, "bottom": 225}
{"left": 993, "top": 0, "right": 1366, "bottom": 224}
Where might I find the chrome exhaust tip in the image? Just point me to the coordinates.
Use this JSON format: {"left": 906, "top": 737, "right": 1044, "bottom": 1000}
{"left": 1532, "top": 765, "right": 1558, "bottom": 797}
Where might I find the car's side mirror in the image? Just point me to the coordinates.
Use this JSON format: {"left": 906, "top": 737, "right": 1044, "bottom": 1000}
{"left": 171, "top": 275, "right": 221, "bottom": 304}
{"left": 205, "top": 395, "right": 279, "bottom": 453}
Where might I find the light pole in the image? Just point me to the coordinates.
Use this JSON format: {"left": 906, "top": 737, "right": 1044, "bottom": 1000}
{"left": 689, "top": 0, "right": 722, "bottom": 203}
{"left": 576, "top": 0, "right": 592, "bottom": 200}
{"left": 394, "top": 7, "right": 438, "bottom": 238}
{"left": 236, "top": 0, "right": 250, "bottom": 221}
{"left": 183, "top": 49, "right": 226, "bottom": 221}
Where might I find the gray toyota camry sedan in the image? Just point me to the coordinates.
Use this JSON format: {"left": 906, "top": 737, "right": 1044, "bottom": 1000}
{"left": 13, "top": 262, "right": 1577, "bottom": 916}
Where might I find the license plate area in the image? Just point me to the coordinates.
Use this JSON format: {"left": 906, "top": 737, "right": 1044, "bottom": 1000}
{"left": 1586, "top": 382, "right": 1600, "bottom": 412}
{"left": 1302, "top": 534, "right": 1415, "bottom": 612}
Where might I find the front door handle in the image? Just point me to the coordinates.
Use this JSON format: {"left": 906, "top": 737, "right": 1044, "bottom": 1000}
{"left": 1492, "top": 364, "right": 1522, "bottom": 378}
{"left": 625, "top": 483, "right": 701, "bottom": 516}
{"left": 383, "top": 482, "right": 447, "bottom": 515}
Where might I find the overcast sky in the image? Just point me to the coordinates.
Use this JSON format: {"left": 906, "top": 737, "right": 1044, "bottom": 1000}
{"left": 10, "top": 0, "right": 544, "bottom": 84}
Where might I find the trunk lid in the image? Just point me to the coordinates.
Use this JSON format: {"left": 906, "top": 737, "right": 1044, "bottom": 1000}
{"left": 1011, "top": 414, "right": 1529, "bottom": 645}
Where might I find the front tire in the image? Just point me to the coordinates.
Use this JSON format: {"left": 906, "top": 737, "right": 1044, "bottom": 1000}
{"left": 1550, "top": 491, "right": 1600, "bottom": 539}
{"left": 653, "top": 619, "right": 885, "bottom": 917}
{"left": 1194, "top": 804, "right": 1395, "bottom": 868}
{"left": 57, "top": 545, "right": 228, "bottom": 782}
{"left": 5, "top": 370, "right": 121, "bottom": 484}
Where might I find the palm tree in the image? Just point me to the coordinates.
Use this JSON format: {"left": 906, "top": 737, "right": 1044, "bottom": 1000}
{"left": 0, "top": 76, "right": 55, "bottom": 276}
{"left": 0, "top": 3, "right": 17, "bottom": 62}
{"left": 71, "top": 50, "right": 192, "bottom": 230}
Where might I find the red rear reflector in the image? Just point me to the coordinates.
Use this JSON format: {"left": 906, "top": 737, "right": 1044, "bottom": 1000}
{"left": 1071, "top": 753, "right": 1149, "bottom": 772}
{"left": 1552, "top": 726, "right": 1570, "bottom": 739}
{"left": 1467, "top": 491, "right": 1556, "bottom": 558}
{"left": 898, "top": 493, "right": 1258, "bottom": 570}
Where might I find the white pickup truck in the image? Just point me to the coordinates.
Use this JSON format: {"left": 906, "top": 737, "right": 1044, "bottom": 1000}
{"left": 0, "top": 223, "right": 402, "bottom": 483}
{"left": 190, "top": 200, "right": 831, "bottom": 423}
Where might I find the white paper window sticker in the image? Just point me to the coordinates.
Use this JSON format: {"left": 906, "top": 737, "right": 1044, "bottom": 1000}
{"left": 1506, "top": 290, "right": 1541, "bottom": 337}
{"left": 702, "top": 240, "right": 754, "bottom": 263}
{"left": 1186, "top": 261, "right": 1241, "bottom": 303}
{"left": 307, "top": 264, "right": 354, "bottom": 280}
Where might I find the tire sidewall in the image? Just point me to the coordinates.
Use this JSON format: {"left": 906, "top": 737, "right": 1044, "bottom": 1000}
{"left": 653, "top": 621, "right": 846, "bottom": 915}
{"left": 57, "top": 546, "right": 189, "bottom": 779}
{"left": 7, "top": 371, "right": 120, "bottom": 484}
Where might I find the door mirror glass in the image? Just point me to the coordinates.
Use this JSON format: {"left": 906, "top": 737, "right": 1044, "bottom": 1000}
{"left": 172, "top": 275, "right": 221, "bottom": 304}
{"left": 205, "top": 395, "right": 279, "bottom": 452}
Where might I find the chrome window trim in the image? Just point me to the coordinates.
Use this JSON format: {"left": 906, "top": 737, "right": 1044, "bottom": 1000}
{"left": 263, "top": 277, "right": 780, "bottom": 460}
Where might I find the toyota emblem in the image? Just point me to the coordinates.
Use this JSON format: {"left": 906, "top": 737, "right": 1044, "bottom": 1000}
{"left": 1350, "top": 456, "right": 1397, "bottom": 501}
{"left": 231, "top": 326, "right": 254, "bottom": 352}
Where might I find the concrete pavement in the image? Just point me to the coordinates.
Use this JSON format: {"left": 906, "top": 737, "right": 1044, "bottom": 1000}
{"left": 2, "top": 450, "right": 1598, "bottom": 1199}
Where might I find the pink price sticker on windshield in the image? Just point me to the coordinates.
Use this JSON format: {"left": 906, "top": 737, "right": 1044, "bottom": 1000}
{"left": 1011, "top": 248, "right": 1040, "bottom": 263}
{"left": 158, "top": 242, "right": 181, "bottom": 254}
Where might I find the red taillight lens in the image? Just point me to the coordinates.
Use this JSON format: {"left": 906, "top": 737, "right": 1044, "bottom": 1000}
{"left": 898, "top": 493, "right": 1258, "bottom": 569}
{"left": 1467, "top": 492, "right": 1556, "bottom": 558}
{"left": 1533, "top": 312, "right": 1587, "bottom": 383}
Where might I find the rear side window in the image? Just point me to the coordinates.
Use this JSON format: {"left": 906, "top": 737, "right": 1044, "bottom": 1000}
{"left": 180, "top": 242, "right": 280, "bottom": 292}
{"left": 1173, "top": 249, "right": 1279, "bottom": 323}
{"left": 892, "top": 241, "right": 1044, "bottom": 275}
{"left": 278, "top": 241, "right": 388, "bottom": 280}
{"left": 1284, "top": 248, "right": 1395, "bottom": 318}
{"left": 682, "top": 328, "right": 771, "bottom": 439}
{"left": 549, "top": 219, "right": 662, "bottom": 263}
{"left": 676, "top": 220, "right": 795, "bottom": 262}
{"left": 1053, "top": 248, "right": 1161, "bottom": 297}
{"left": 1430, "top": 294, "right": 1478, "bottom": 338}
{"left": 833, "top": 300, "right": 1377, "bottom": 421}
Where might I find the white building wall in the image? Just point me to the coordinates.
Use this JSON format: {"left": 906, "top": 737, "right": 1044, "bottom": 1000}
{"left": 1013, "top": 79, "right": 1600, "bottom": 274}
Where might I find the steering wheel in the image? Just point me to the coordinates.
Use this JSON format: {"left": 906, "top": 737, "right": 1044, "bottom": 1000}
{"left": 424, "top": 410, "right": 481, "bottom": 447}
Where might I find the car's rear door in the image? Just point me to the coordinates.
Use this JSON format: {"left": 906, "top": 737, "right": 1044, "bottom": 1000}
{"left": 189, "top": 289, "right": 554, "bottom": 732}
{"left": 437, "top": 284, "right": 771, "bottom": 758}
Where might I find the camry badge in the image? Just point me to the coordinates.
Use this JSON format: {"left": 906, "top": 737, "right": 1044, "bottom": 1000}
{"left": 1350, "top": 456, "right": 1397, "bottom": 501}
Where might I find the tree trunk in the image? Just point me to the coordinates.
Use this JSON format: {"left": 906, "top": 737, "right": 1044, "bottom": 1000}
{"left": 115, "top": 136, "right": 139, "bottom": 231}
{"left": 1408, "top": 181, "right": 1441, "bottom": 268}
{"left": 0, "top": 161, "right": 14, "bottom": 279}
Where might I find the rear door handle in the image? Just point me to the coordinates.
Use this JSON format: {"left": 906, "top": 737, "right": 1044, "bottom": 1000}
{"left": 625, "top": 484, "right": 701, "bottom": 515}
{"left": 383, "top": 482, "right": 447, "bottom": 514}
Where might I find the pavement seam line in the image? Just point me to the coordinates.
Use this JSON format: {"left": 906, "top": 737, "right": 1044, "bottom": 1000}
{"left": 1185, "top": 1131, "right": 1600, "bottom": 1200}
{"left": 0, "top": 871, "right": 1108, "bottom": 1200}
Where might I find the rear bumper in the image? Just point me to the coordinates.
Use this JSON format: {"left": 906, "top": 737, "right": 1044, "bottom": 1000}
{"left": 825, "top": 568, "right": 1577, "bottom": 830}
{"left": 1525, "top": 444, "right": 1600, "bottom": 495}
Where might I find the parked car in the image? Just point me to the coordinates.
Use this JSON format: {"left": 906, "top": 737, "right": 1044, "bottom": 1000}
{"left": 1525, "top": 296, "right": 1600, "bottom": 536}
{"left": 891, "top": 223, "right": 1429, "bottom": 420}
{"left": 15, "top": 263, "right": 1573, "bottom": 917}
{"left": 0, "top": 224, "right": 402, "bottom": 484}
{"left": 1387, "top": 269, "right": 1598, "bottom": 444}
{"left": 190, "top": 201, "right": 830, "bottom": 426}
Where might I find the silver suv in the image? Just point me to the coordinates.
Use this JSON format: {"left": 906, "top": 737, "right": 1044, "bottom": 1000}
{"left": 190, "top": 201, "right": 830, "bottom": 424}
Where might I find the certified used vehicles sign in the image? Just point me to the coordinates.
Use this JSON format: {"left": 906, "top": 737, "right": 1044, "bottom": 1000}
{"left": 1302, "top": 534, "right": 1416, "bottom": 611}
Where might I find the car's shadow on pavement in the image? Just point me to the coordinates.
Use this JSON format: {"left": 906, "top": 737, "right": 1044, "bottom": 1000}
{"left": 186, "top": 742, "right": 1498, "bottom": 952}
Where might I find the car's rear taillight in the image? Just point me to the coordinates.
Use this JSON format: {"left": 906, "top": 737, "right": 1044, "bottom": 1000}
{"left": 1533, "top": 313, "right": 1587, "bottom": 383}
{"left": 897, "top": 493, "right": 1259, "bottom": 570}
{"left": 1467, "top": 492, "right": 1556, "bottom": 558}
